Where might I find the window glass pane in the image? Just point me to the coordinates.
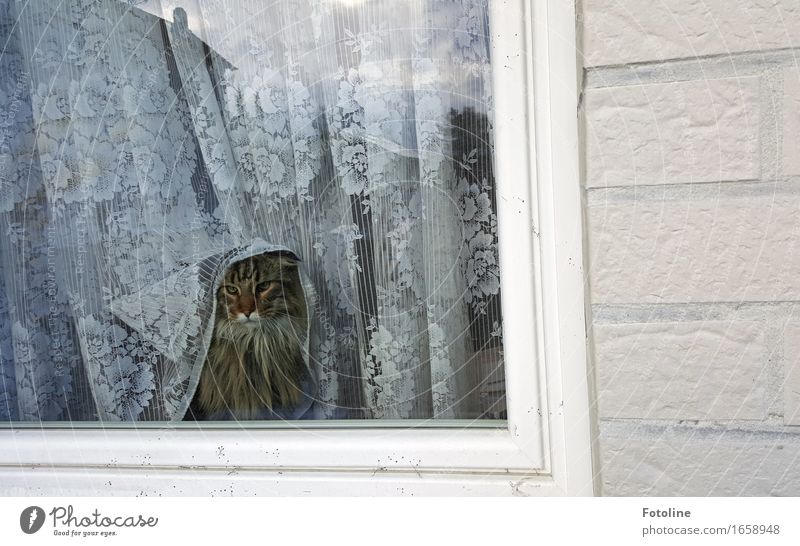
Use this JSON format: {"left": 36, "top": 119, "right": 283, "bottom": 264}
{"left": 0, "top": 0, "right": 506, "bottom": 422}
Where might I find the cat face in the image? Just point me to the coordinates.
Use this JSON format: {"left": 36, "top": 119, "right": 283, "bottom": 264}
{"left": 216, "top": 252, "right": 303, "bottom": 327}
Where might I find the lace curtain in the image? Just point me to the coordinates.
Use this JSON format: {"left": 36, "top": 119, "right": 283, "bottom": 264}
{"left": 0, "top": 0, "right": 504, "bottom": 422}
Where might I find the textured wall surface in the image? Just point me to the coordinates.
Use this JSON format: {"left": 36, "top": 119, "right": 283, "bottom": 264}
{"left": 580, "top": 0, "right": 800, "bottom": 495}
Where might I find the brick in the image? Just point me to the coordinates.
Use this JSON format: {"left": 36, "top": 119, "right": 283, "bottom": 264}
{"left": 585, "top": 77, "right": 760, "bottom": 188}
{"left": 599, "top": 422, "right": 800, "bottom": 495}
{"left": 582, "top": 0, "right": 800, "bottom": 67}
{"left": 587, "top": 194, "right": 800, "bottom": 303}
{"left": 783, "top": 322, "right": 800, "bottom": 425}
{"left": 783, "top": 69, "right": 800, "bottom": 176}
{"left": 595, "top": 321, "right": 767, "bottom": 420}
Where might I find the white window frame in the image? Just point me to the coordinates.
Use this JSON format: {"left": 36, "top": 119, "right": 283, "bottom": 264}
{"left": 0, "top": 0, "right": 594, "bottom": 496}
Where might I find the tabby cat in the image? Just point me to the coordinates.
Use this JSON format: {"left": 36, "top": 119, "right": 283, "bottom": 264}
{"left": 186, "top": 252, "right": 308, "bottom": 420}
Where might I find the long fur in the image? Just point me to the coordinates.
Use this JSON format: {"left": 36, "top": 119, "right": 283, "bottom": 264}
{"left": 192, "top": 253, "right": 307, "bottom": 419}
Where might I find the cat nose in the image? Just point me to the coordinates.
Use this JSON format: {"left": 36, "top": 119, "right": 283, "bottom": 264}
{"left": 240, "top": 297, "right": 256, "bottom": 316}
{"left": 247, "top": 311, "right": 259, "bottom": 320}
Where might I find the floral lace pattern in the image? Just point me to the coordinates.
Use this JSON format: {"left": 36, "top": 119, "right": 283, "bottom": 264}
{"left": 0, "top": 0, "right": 505, "bottom": 421}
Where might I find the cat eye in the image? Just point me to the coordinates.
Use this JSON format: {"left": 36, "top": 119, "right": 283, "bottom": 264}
{"left": 224, "top": 285, "right": 239, "bottom": 295}
{"left": 255, "top": 281, "right": 277, "bottom": 294}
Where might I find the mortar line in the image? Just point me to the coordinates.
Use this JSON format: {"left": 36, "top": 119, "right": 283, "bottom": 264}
{"left": 585, "top": 47, "right": 800, "bottom": 89}
{"left": 600, "top": 418, "right": 800, "bottom": 438}
{"left": 586, "top": 176, "right": 800, "bottom": 205}
{"left": 590, "top": 301, "right": 800, "bottom": 322}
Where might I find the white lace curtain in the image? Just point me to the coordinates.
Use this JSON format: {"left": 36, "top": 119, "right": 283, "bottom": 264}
{"left": 0, "top": 0, "right": 504, "bottom": 422}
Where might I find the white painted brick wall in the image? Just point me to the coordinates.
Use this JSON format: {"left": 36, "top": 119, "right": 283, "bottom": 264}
{"left": 588, "top": 194, "right": 800, "bottom": 303}
{"left": 783, "top": 68, "right": 800, "bottom": 176}
{"left": 586, "top": 77, "right": 760, "bottom": 187}
{"left": 782, "top": 322, "right": 800, "bottom": 425}
{"left": 600, "top": 421, "right": 800, "bottom": 496}
{"left": 582, "top": 0, "right": 800, "bottom": 67}
{"left": 581, "top": 0, "right": 800, "bottom": 496}
{"left": 595, "top": 321, "right": 767, "bottom": 421}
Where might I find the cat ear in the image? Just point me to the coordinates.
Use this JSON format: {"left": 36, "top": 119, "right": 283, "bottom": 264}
{"left": 278, "top": 256, "right": 299, "bottom": 270}
{"left": 270, "top": 250, "right": 301, "bottom": 268}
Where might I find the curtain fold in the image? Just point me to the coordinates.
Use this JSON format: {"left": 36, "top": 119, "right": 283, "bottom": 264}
{"left": 0, "top": 0, "right": 505, "bottom": 422}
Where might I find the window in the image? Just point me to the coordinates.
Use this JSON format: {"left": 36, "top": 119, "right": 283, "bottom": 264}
{"left": 0, "top": 0, "right": 593, "bottom": 495}
{"left": 1, "top": 0, "right": 507, "bottom": 423}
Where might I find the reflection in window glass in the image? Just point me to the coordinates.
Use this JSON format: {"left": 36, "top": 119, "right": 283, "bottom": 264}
{"left": 0, "top": 0, "right": 505, "bottom": 422}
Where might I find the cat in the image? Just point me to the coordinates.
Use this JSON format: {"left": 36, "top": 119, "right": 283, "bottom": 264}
{"left": 185, "top": 251, "right": 308, "bottom": 421}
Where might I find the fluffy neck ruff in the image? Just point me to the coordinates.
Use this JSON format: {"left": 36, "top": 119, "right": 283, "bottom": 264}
{"left": 197, "top": 315, "right": 306, "bottom": 417}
